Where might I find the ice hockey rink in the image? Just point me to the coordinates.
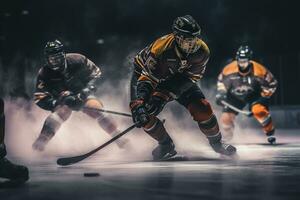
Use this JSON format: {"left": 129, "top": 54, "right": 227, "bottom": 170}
{"left": 1, "top": 128, "right": 300, "bottom": 200}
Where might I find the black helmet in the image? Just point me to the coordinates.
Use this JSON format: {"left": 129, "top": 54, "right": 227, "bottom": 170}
{"left": 172, "top": 15, "right": 201, "bottom": 54}
{"left": 44, "top": 40, "right": 66, "bottom": 71}
{"left": 236, "top": 45, "right": 253, "bottom": 60}
{"left": 236, "top": 45, "right": 253, "bottom": 73}
{"left": 172, "top": 15, "right": 201, "bottom": 38}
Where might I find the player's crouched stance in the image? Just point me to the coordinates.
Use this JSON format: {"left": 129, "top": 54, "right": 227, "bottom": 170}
{"left": 130, "top": 15, "right": 237, "bottom": 160}
{"left": 32, "top": 40, "right": 128, "bottom": 151}
{"left": 0, "top": 98, "right": 29, "bottom": 183}
{"left": 216, "top": 46, "right": 278, "bottom": 144}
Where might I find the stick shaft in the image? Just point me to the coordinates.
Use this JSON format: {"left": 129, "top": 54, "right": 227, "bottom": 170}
{"left": 221, "top": 100, "right": 252, "bottom": 116}
{"left": 83, "top": 107, "right": 132, "bottom": 117}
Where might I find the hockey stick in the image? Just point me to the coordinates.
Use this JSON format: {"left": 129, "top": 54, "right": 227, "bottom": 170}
{"left": 221, "top": 100, "right": 252, "bottom": 116}
{"left": 56, "top": 123, "right": 137, "bottom": 166}
{"left": 82, "top": 107, "right": 132, "bottom": 117}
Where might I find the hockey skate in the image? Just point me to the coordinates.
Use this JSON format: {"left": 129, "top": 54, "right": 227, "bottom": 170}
{"left": 152, "top": 141, "right": 177, "bottom": 161}
{"left": 208, "top": 133, "right": 237, "bottom": 156}
{"left": 0, "top": 157, "right": 29, "bottom": 182}
{"left": 267, "top": 136, "right": 276, "bottom": 144}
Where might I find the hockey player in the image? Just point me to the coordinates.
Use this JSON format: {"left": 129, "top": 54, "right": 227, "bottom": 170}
{"left": 0, "top": 98, "right": 29, "bottom": 182}
{"left": 216, "top": 45, "right": 278, "bottom": 144}
{"left": 130, "top": 15, "right": 237, "bottom": 160}
{"left": 33, "top": 40, "right": 128, "bottom": 151}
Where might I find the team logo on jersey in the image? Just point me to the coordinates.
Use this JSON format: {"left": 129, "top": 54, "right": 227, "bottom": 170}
{"left": 178, "top": 60, "right": 190, "bottom": 72}
{"left": 232, "top": 85, "right": 254, "bottom": 96}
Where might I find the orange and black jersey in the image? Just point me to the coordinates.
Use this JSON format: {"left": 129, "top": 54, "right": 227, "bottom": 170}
{"left": 34, "top": 53, "right": 101, "bottom": 110}
{"left": 217, "top": 60, "right": 277, "bottom": 103}
{"left": 134, "top": 33, "right": 210, "bottom": 86}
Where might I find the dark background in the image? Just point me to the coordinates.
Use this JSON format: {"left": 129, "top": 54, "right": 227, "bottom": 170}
{"left": 0, "top": 0, "right": 300, "bottom": 105}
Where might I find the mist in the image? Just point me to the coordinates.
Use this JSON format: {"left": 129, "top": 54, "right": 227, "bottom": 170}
{"left": 3, "top": 74, "right": 281, "bottom": 165}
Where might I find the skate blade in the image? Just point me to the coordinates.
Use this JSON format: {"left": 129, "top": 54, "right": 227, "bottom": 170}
{"left": 154, "top": 151, "right": 179, "bottom": 161}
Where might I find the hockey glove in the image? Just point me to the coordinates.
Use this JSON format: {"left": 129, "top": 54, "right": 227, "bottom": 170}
{"left": 130, "top": 99, "right": 150, "bottom": 128}
{"left": 78, "top": 85, "right": 96, "bottom": 101}
{"left": 60, "top": 91, "right": 84, "bottom": 111}
{"left": 216, "top": 92, "right": 227, "bottom": 106}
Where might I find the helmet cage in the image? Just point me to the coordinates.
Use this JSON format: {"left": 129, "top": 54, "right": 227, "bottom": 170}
{"left": 175, "top": 34, "right": 200, "bottom": 54}
{"left": 46, "top": 52, "right": 66, "bottom": 70}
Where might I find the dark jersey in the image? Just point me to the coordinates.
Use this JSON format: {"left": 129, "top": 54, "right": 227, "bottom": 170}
{"left": 217, "top": 60, "right": 277, "bottom": 103}
{"left": 34, "top": 53, "right": 101, "bottom": 110}
{"left": 131, "top": 33, "right": 210, "bottom": 100}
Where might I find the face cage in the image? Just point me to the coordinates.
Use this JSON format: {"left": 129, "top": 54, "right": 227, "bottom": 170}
{"left": 47, "top": 52, "right": 66, "bottom": 70}
{"left": 175, "top": 35, "right": 200, "bottom": 54}
{"left": 237, "top": 58, "right": 250, "bottom": 70}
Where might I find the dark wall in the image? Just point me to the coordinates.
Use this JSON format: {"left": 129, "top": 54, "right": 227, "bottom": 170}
{"left": 1, "top": 0, "right": 300, "bottom": 104}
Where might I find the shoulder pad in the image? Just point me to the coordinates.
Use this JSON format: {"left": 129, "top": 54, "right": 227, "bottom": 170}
{"left": 252, "top": 60, "right": 267, "bottom": 78}
{"left": 150, "top": 34, "right": 175, "bottom": 57}
{"left": 66, "top": 53, "right": 87, "bottom": 63}
{"left": 197, "top": 39, "right": 210, "bottom": 55}
{"left": 222, "top": 61, "right": 239, "bottom": 76}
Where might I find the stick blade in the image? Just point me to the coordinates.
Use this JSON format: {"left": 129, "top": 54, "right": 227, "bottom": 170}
{"left": 56, "top": 156, "right": 85, "bottom": 166}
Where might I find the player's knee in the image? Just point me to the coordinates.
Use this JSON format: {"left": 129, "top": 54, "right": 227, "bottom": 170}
{"left": 221, "top": 112, "right": 235, "bottom": 125}
{"left": 84, "top": 99, "right": 104, "bottom": 109}
{"left": 187, "top": 99, "right": 213, "bottom": 122}
{"left": 187, "top": 99, "right": 220, "bottom": 136}
{"left": 83, "top": 99, "right": 104, "bottom": 118}
{"left": 252, "top": 103, "right": 273, "bottom": 127}
{"left": 54, "top": 106, "right": 72, "bottom": 121}
{"left": 44, "top": 112, "right": 67, "bottom": 133}
{"left": 251, "top": 103, "right": 269, "bottom": 118}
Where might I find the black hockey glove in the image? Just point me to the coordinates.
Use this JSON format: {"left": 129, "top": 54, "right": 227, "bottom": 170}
{"left": 130, "top": 99, "right": 150, "bottom": 128}
{"left": 60, "top": 92, "right": 84, "bottom": 111}
{"left": 216, "top": 92, "right": 227, "bottom": 106}
{"left": 78, "top": 85, "right": 96, "bottom": 101}
{"left": 35, "top": 96, "right": 59, "bottom": 112}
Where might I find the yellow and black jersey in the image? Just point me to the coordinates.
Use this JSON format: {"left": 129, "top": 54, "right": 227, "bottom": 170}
{"left": 217, "top": 60, "right": 277, "bottom": 102}
{"left": 34, "top": 53, "right": 101, "bottom": 110}
{"left": 133, "top": 33, "right": 210, "bottom": 87}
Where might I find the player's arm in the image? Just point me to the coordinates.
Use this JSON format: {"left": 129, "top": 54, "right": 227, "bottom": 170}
{"left": 132, "top": 45, "right": 160, "bottom": 102}
{"left": 85, "top": 57, "right": 102, "bottom": 82}
{"left": 130, "top": 46, "right": 160, "bottom": 127}
{"left": 258, "top": 69, "right": 277, "bottom": 105}
{"left": 34, "top": 72, "right": 57, "bottom": 111}
{"left": 253, "top": 67, "right": 277, "bottom": 106}
{"left": 216, "top": 72, "right": 229, "bottom": 105}
{"left": 260, "top": 69, "right": 277, "bottom": 98}
{"left": 77, "top": 57, "right": 102, "bottom": 100}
